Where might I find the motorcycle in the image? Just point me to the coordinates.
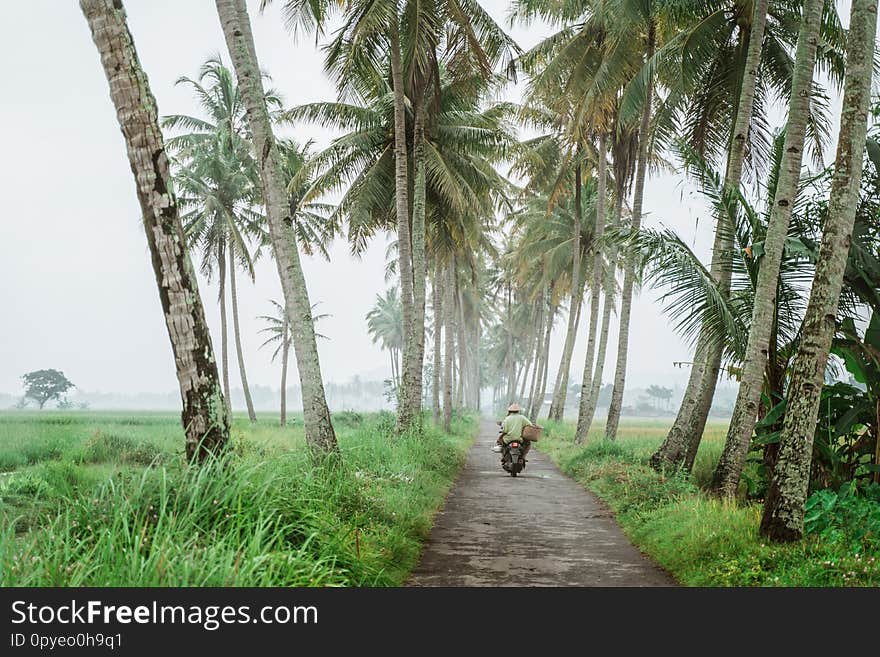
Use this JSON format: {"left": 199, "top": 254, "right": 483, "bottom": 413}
{"left": 501, "top": 439, "right": 526, "bottom": 477}
{"left": 495, "top": 424, "right": 526, "bottom": 476}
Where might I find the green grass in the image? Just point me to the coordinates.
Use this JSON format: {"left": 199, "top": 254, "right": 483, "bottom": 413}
{"left": 537, "top": 420, "right": 880, "bottom": 586}
{"left": 0, "top": 410, "right": 475, "bottom": 586}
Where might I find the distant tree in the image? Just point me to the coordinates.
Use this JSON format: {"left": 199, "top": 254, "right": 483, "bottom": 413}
{"left": 366, "top": 288, "right": 404, "bottom": 390}
{"left": 596, "top": 384, "right": 613, "bottom": 408}
{"left": 646, "top": 385, "right": 673, "bottom": 411}
{"left": 21, "top": 370, "right": 74, "bottom": 410}
{"left": 259, "top": 299, "right": 330, "bottom": 426}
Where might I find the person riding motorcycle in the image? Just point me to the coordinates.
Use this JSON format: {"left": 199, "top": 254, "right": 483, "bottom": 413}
{"left": 497, "top": 403, "right": 534, "bottom": 465}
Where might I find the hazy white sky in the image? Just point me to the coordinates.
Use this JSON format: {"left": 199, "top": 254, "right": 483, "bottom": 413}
{"left": 0, "top": 0, "right": 848, "bottom": 398}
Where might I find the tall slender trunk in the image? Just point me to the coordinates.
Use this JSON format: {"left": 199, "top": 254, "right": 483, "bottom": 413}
{"left": 505, "top": 282, "right": 515, "bottom": 402}
{"left": 454, "top": 324, "right": 463, "bottom": 410}
{"left": 584, "top": 232, "right": 620, "bottom": 421}
{"left": 403, "top": 101, "right": 428, "bottom": 426}
{"left": 539, "top": 307, "right": 553, "bottom": 414}
{"left": 575, "top": 137, "right": 609, "bottom": 442}
{"left": 549, "top": 163, "right": 584, "bottom": 421}
{"left": 652, "top": 0, "right": 772, "bottom": 471}
{"left": 519, "top": 310, "right": 539, "bottom": 401}
{"left": 526, "top": 294, "right": 545, "bottom": 413}
{"left": 762, "top": 0, "right": 876, "bottom": 541}
{"left": 443, "top": 263, "right": 455, "bottom": 432}
{"left": 218, "top": 244, "right": 232, "bottom": 415}
{"left": 280, "top": 311, "right": 289, "bottom": 426}
{"left": 81, "top": 0, "right": 228, "bottom": 461}
{"left": 387, "top": 23, "right": 415, "bottom": 429}
{"left": 530, "top": 290, "right": 557, "bottom": 420}
{"left": 712, "top": 0, "right": 819, "bottom": 496}
{"left": 756, "top": 301, "right": 783, "bottom": 476}
{"left": 228, "top": 244, "right": 257, "bottom": 423}
{"left": 432, "top": 260, "right": 442, "bottom": 425}
{"left": 215, "top": 0, "right": 337, "bottom": 456}
{"left": 606, "top": 28, "right": 655, "bottom": 441}
{"left": 457, "top": 282, "right": 467, "bottom": 410}
{"left": 587, "top": 201, "right": 627, "bottom": 434}
{"left": 472, "top": 306, "right": 482, "bottom": 411}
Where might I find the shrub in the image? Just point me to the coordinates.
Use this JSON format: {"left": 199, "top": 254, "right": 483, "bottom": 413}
{"left": 332, "top": 411, "right": 365, "bottom": 428}
{"left": 804, "top": 483, "right": 880, "bottom": 553}
{"left": 76, "top": 431, "right": 163, "bottom": 466}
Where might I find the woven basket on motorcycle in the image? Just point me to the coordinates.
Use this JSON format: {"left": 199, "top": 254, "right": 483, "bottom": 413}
{"left": 522, "top": 424, "right": 543, "bottom": 441}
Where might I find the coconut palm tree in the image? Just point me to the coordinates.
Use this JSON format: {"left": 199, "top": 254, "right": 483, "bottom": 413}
{"left": 761, "top": 0, "right": 878, "bottom": 542}
{"left": 289, "top": 63, "right": 512, "bottom": 426}
{"left": 575, "top": 121, "right": 638, "bottom": 442}
{"left": 259, "top": 300, "right": 292, "bottom": 426}
{"left": 265, "top": 0, "right": 518, "bottom": 430}
{"left": 259, "top": 300, "right": 331, "bottom": 426}
{"left": 366, "top": 287, "right": 405, "bottom": 390}
{"left": 215, "top": 0, "right": 338, "bottom": 456}
{"left": 170, "top": 131, "right": 265, "bottom": 423}
{"left": 80, "top": 0, "right": 229, "bottom": 460}
{"left": 163, "top": 56, "right": 280, "bottom": 424}
{"left": 603, "top": 5, "right": 660, "bottom": 441}
{"left": 710, "top": 0, "right": 825, "bottom": 496}
{"left": 277, "top": 138, "right": 337, "bottom": 260}
{"left": 651, "top": 0, "right": 844, "bottom": 469}
{"left": 652, "top": 0, "right": 773, "bottom": 468}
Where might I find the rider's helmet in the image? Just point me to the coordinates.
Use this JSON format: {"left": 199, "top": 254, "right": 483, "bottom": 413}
{"left": 507, "top": 403, "right": 522, "bottom": 413}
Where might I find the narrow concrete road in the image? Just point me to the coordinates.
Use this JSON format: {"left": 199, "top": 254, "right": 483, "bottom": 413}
{"left": 408, "top": 419, "right": 677, "bottom": 586}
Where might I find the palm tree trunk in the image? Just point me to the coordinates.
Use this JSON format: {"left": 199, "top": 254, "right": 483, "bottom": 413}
{"left": 387, "top": 22, "right": 415, "bottom": 429}
{"left": 761, "top": 0, "right": 876, "bottom": 541}
{"left": 575, "top": 164, "right": 626, "bottom": 439}
{"left": 519, "top": 311, "right": 539, "bottom": 401}
{"left": 390, "top": 350, "right": 398, "bottom": 389}
{"left": 526, "top": 296, "right": 545, "bottom": 412}
{"left": 215, "top": 0, "right": 337, "bottom": 456}
{"left": 549, "top": 163, "right": 584, "bottom": 421}
{"left": 432, "top": 260, "right": 442, "bottom": 425}
{"left": 539, "top": 307, "right": 553, "bottom": 415}
{"left": 81, "top": 0, "right": 228, "bottom": 461}
{"left": 652, "top": 0, "right": 772, "bottom": 471}
{"left": 711, "top": 0, "right": 819, "bottom": 496}
{"left": 228, "top": 244, "right": 257, "bottom": 423}
{"left": 280, "top": 312, "right": 289, "bottom": 426}
{"left": 505, "top": 282, "right": 515, "bottom": 402}
{"left": 443, "top": 263, "right": 455, "bottom": 432}
{"left": 454, "top": 323, "right": 462, "bottom": 410}
{"left": 586, "top": 279, "right": 616, "bottom": 416}
{"left": 457, "top": 282, "right": 467, "bottom": 410}
{"left": 404, "top": 100, "right": 429, "bottom": 426}
{"left": 218, "top": 244, "right": 232, "bottom": 416}
{"left": 606, "top": 28, "right": 655, "bottom": 441}
{"left": 575, "top": 134, "right": 608, "bottom": 442}
{"left": 530, "top": 289, "right": 557, "bottom": 420}
{"left": 471, "top": 304, "right": 481, "bottom": 412}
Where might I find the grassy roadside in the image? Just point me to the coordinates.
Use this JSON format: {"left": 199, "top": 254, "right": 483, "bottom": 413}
{"left": 537, "top": 420, "right": 880, "bottom": 586}
{"left": 0, "top": 411, "right": 476, "bottom": 586}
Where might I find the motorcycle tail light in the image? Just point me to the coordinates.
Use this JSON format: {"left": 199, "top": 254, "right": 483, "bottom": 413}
{"left": 511, "top": 442, "right": 519, "bottom": 447}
